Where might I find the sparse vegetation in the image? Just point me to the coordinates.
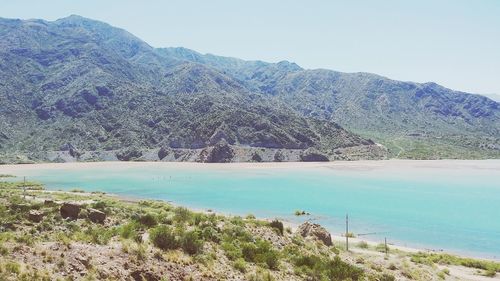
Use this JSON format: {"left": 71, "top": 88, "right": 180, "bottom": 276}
{"left": 0, "top": 179, "right": 492, "bottom": 280}
{"left": 411, "top": 252, "right": 500, "bottom": 274}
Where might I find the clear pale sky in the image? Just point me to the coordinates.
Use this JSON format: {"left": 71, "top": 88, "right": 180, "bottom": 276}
{"left": 2, "top": 0, "right": 500, "bottom": 97}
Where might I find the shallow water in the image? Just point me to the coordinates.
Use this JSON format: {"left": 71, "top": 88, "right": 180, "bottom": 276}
{"left": 5, "top": 161, "right": 500, "bottom": 259}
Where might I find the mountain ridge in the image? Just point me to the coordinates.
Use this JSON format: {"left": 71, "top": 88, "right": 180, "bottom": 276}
{"left": 0, "top": 15, "right": 498, "bottom": 163}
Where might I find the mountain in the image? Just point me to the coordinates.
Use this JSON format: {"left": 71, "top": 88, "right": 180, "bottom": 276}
{"left": 160, "top": 48, "right": 500, "bottom": 159}
{"left": 0, "top": 15, "right": 384, "bottom": 163}
{"left": 0, "top": 15, "right": 498, "bottom": 163}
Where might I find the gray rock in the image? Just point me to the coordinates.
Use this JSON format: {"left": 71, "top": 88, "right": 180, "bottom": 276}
{"left": 297, "top": 221, "right": 332, "bottom": 246}
{"left": 28, "top": 210, "right": 44, "bottom": 223}
{"left": 60, "top": 202, "right": 81, "bottom": 220}
{"left": 88, "top": 208, "right": 106, "bottom": 224}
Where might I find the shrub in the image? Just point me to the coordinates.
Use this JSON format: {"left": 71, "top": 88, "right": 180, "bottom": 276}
{"left": 201, "top": 225, "right": 220, "bottom": 243}
{"left": 180, "top": 230, "right": 203, "bottom": 255}
{"left": 84, "top": 225, "right": 116, "bottom": 245}
{"left": 222, "top": 241, "right": 242, "bottom": 261}
{"left": 376, "top": 243, "right": 389, "bottom": 253}
{"left": 357, "top": 241, "right": 369, "bottom": 249}
{"left": 119, "top": 222, "right": 140, "bottom": 240}
{"left": 294, "top": 210, "right": 306, "bottom": 216}
{"left": 245, "top": 214, "right": 256, "bottom": 220}
{"left": 91, "top": 201, "right": 108, "bottom": 212}
{"left": 233, "top": 258, "right": 247, "bottom": 273}
{"left": 138, "top": 213, "right": 158, "bottom": 228}
{"left": 324, "top": 256, "right": 364, "bottom": 281}
{"left": 379, "top": 273, "right": 396, "bottom": 281}
{"left": 150, "top": 225, "right": 177, "bottom": 250}
{"left": 5, "top": 261, "right": 21, "bottom": 274}
{"left": 269, "top": 220, "right": 284, "bottom": 236}
{"left": 174, "top": 207, "right": 192, "bottom": 224}
{"left": 242, "top": 240, "right": 279, "bottom": 270}
{"left": 411, "top": 252, "right": 500, "bottom": 273}
{"left": 293, "top": 254, "right": 364, "bottom": 281}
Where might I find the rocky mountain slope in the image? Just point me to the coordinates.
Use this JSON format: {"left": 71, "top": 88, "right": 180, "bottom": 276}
{"left": 0, "top": 15, "right": 498, "bottom": 163}
{"left": 160, "top": 48, "right": 500, "bottom": 159}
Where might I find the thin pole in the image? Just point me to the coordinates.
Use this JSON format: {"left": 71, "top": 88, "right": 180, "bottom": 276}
{"left": 23, "top": 176, "right": 26, "bottom": 200}
{"left": 385, "top": 237, "right": 388, "bottom": 255}
{"left": 346, "top": 213, "right": 349, "bottom": 251}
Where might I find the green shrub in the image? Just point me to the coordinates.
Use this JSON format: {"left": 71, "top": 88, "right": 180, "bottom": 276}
{"left": 119, "top": 222, "right": 140, "bottom": 240}
{"left": 292, "top": 254, "right": 364, "bottom": 281}
{"left": 138, "top": 213, "right": 158, "bottom": 228}
{"left": 375, "top": 243, "right": 389, "bottom": 253}
{"left": 91, "top": 201, "right": 108, "bottom": 212}
{"left": 269, "top": 220, "right": 284, "bottom": 236}
{"left": 324, "top": 256, "right": 364, "bottom": 281}
{"left": 5, "top": 261, "right": 21, "bottom": 274}
{"left": 83, "top": 225, "right": 116, "bottom": 245}
{"left": 245, "top": 214, "right": 256, "bottom": 220}
{"left": 200, "top": 225, "right": 220, "bottom": 243}
{"left": 411, "top": 252, "right": 500, "bottom": 272}
{"left": 174, "top": 207, "right": 192, "bottom": 224}
{"left": 180, "top": 230, "right": 203, "bottom": 255}
{"left": 294, "top": 210, "right": 306, "bottom": 216}
{"left": 233, "top": 258, "right": 247, "bottom": 273}
{"left": 484, "top": 269, "right": 496, "bottom": 277}
{"left": 222, "top": 241, "right": 242, "bottom": 261}
{"left": 242, "top": 240, "right": 280, "bottom": 270}
{"left": 150, "top": 225, "right": 177, "bottom": 250}
{"left": 379, "top": 273, "right": 396, "bottom": 281}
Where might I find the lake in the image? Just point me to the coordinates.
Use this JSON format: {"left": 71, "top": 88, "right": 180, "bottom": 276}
{"left": 2, "top": 160, "right": 499, "bottom": 259}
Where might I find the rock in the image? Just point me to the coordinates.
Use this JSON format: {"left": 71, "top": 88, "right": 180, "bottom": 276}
{"left": 88, "top": 208, "right": 106, "bottom": 224}
{"left": 251, "top": 152, "right": 262, "bottom": 162}
{"left": 28, "top": 210, "right": 44, "bottom": 223}
{"left": 130, "top": 269, "right": 160, "bottom": 281}
{"left": 300, "top": 151, "right": 329, "bottom": 162}
{"left": 157, "top": 147, "right": 171, "bottom": 160}
{"left": 60, "top": 202, "right": 81, "bottom": 220}
{"left": 209, "top": 142, "right": 234, "bottom": 163}
{"left": 116, "top": 147, "right": 143, "bottom": 161}
{"left": 274, "top": 151, "right": 285, "bottom": 162}
{"left": 297, "top": 221, "right": 332, "bottom": 246}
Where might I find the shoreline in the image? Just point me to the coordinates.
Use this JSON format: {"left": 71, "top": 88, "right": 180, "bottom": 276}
{"left": 2, "top": 158, "right": 499, "bottom": 173}
{"left": 49, "top": 189, "right": 500, "bottom": 263}
{"left": 3, "top": 160, "right": 500, "bottom": 263}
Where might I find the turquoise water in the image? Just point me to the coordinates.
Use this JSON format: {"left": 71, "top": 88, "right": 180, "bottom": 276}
{"left": 7, "top": 162, "right": 500, "bottom": 259}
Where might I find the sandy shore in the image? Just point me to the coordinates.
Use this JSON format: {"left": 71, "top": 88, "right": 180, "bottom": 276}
{"left": 2, "top": 159, "right": 500, "bottom": 173}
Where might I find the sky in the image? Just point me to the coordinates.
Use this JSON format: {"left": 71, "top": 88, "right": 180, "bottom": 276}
{"left": 2, "top": 0, "right": 500, "bottom": 98}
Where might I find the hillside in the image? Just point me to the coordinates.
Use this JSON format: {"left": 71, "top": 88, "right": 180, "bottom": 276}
{"left": 0, "top": 15, "right": 499, "bottom": 163}
{"left": 1, "top": 176, "right": 499, "bottom": 280}
{"left": 160, "top": 48, "right": 500, "bottom": 159}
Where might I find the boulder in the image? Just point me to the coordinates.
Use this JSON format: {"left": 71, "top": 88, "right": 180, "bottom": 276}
{"left": 28, "top": 210, "right": 44, "bottom": 223}
{"left": 60, "top": 202, "right": 81, "bottom": 220}
{"left": 296, "top": 221, "right": 332, "bottom": 246}
{"left": 88, "top": 208, "right": 106, "bottom": 224}
{"left": 130, "top": 269, "right": 160, "bottom": 281}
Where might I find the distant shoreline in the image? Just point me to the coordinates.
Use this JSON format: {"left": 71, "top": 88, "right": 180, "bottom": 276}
{"left": 2, "top": 158, "right": 500, "bottom": 173}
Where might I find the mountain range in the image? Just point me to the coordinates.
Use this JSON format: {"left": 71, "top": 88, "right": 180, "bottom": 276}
{"left": 0, "top": 15, "right": 498, "bottom": 163}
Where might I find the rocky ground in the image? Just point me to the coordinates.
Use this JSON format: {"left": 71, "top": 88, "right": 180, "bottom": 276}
{"left": 1, "top": 142, "right": 388, "bottom": 164}
{"left": 0, "top": 177, "right": 498, "bottom": 281}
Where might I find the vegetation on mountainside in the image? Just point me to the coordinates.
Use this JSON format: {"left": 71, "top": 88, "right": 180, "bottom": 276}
{"left": 0, "top": 16, "right": 498, "bottom": 162}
